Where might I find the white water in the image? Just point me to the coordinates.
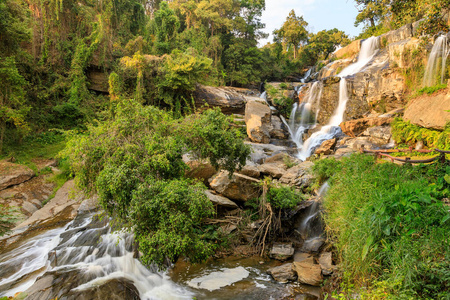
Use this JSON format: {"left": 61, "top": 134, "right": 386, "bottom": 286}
{"left": 295, "top": 36, "right": 380, "bottom": 160}
{"left": 298, "top": 182, "right": 329, "bottom": 240}
{"left": 0, "top": 215, "right": 192, "bottom": 299}
{"left": 283, "top": 82, "right": 323, "bottom": 149}
{"left": 423, "top": 35, "right": 450, "bottom": 87}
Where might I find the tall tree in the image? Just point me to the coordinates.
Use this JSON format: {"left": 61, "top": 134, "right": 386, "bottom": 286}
{"left": 273, "top": 10, "right": 309, "bottom": 59}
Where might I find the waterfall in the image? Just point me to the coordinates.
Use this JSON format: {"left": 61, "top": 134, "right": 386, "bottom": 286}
{"left": 296, "top": 36, "right": 380, "bottom": 160}
{"left": 423, "top": 35, "right": 450, "bottom": 87}
{"left": 283, "top": 82, "right": 323, "bottom": 149}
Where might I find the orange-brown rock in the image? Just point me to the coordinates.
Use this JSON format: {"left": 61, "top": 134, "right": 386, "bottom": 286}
{"left": 404, "top": 91, "right": 450, "bottom": 130}
{"left": 340, "top": 117, "right": 393, "bottom": 137}
{"left": 314, "top": 138, "right": 337, "bottom": 155}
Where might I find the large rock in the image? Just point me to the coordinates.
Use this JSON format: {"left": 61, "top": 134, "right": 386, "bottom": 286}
{"left": 333, "top": 39, "right": 361, "bottom": 60}
{"left": 237, "top": 164, "right": 261, "bottom": 178}
{"left": 258, "top": 163, "right": 287, "bottom": 179}
{"left": 245, "top": 100, "right": 272, "bottom": 144}
{"left": 319, "top": 252, "right": 334, "bottom": 276}
{"left": 362, "top": 125, "right": 392, "bottom": 145}
{"left": 340, "top": 117, "right": 393, "bottom": 137}
{"left": 382, "top": 23, "right": 413, "bottom": 45}
{"left": 194, "top": 84, "right": 260, "bottom": 115}
{"left": 267, "top": 263, "right": 297, "bottom": 283}
{"left": 279, "top": 161, "right": 314, "bottom": 187}
{"left": 87, "top": 68, "right": 109, "bottom": 93}
{"left": 209, "top": 171, "right": 261, "bottom": 202}
{"left": 293, "top": 261, "right": 323, "bottom": 286}
{"left": 0, "top": 161, "right": 35, "bottom": 191}
{"left": 183, "top": 155, "right": 216, "bottom": 183}
{"left": 388, "top": 38, "right": 422, "bottom": 68}
{"left": 270, "top": 115, "right": 289, "bottom": 139}
{"left": 269, "top": 243, "right": 295, "bottom": 261}
{"left": 404, "top": 91, "right": 450, "bottom": 130}
{"left": 318, "top": 58, "right": 353, "bottom": 79}
{"left": 204, "top": 190, "right": 238, "bottom": 208}
{"left": 314, "top": 138, "right": 337, "bottom": 155}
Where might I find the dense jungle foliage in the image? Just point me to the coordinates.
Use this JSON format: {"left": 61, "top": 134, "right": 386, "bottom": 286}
{"left": 314, "top": 155, "right": 450, "bottom": 299}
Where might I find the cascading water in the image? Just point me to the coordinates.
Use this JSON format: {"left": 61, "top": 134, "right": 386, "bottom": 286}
{"left": 423, "top": 35, "right": 450, "bottom": 87}
{"left": 283, "top": 82, "right": 323, "bottom": 149}
{"left": 295, "top": 36, "right": 380, "bottom": 160}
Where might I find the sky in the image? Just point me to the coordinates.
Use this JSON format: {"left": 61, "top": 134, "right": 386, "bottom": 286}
{"left": 259, "top": 0, "right": 363, "bottom": 46}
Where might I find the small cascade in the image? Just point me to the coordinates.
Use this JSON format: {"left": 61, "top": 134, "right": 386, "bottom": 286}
{"left": 296, "top": 36, "right": 380, "bottom": 160}
{"left": 423, "top": 35, "right": 450, "bottom": 87}
{"left": 0, "top": 214, "right": 192, "bottom": 299}
{"left": 283, "top": 82, "right": 323, "bottom": 149}
{"left": 298, "top": 182, "right": 329, "bottom": 252}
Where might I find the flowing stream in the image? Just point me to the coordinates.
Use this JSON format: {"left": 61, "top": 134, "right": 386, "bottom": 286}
{"left": 423, "top": 35, "right": 450, "bottom": 87}
{"left": 288, "top": 36, "right": 380, "bottom": 160}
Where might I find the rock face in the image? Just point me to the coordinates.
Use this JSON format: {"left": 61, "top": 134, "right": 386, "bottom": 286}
{"left": 209, "top": 171, "right": 261, "bottom": 202}
{"left": 381, "top": 23, "right": 413, "bottom": 45}
{"left": 340, "top": 117, "right": 393, "bottom": 137}
{"left": 270, "top": 115, "right": 289, "bottom": 139}
{"left": 267, "top": 263, "right": 297, "bottom": 283}
{"left": 279, "top": 161, "right": 314, "bottom": 188}
{"left": 362, "top": 125, "right": 392, "bottom": 145}
{"left": 333, "top": 39, "right": 361, "bottom": 60}
{"left": 0, "top": 161, "right": 35, "bottom": 191}
{"left": 245, "top": 100, "right": 272, "bottom": 144}
{"left": 319, "top": 252, "right": 334, "bottom": 276}
{"left": 293, "top": 261, "right": 323, "bottom": 286}
{"left": 183, "top": 155, "right": 216, "bottom": 183}
{"left": 194, "top": 84, "right": 260, "bottom": 115}
{"left": 403, "top": 91, "right": 450, "bottom": 130}
{"left": 269, "top": 243, "right": 295, "bottom": 261}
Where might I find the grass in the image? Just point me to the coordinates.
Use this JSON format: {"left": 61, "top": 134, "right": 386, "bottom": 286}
{"left": 314, "top": 154, "right": 450, "bottom": 299}
{"left": 415, "top": 83, "right": 447, "bottom": 96}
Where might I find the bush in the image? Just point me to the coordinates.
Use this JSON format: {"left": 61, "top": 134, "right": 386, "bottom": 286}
{"left": 315, "top": 154, "right": 450, "bottom": 299}
{"left": 267, "top": 185, "right": 303, "bottom": 209}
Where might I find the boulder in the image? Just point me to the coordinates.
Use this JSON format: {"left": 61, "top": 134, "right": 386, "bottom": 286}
{"left": 269, "top": 243, "right": 295, "bottom": 261}
{"left": 302, "top": 237, "right": 326, "bottom": 252}
{"left": 340, "top": 117, "right": 393, "bottom": 137}
{"left": 319, "top": 252, "right": 334, "bottom": 276}
{"left": 0, "top": 161, "right": 35, "bottom": 191}
{"left": 237, "top": 164, "right": 261, "bottom": 178}
{"left": 267, "top": 263, "right": 297, "bottom": 283}
{"left": 294, "top": 252, "right": 314, "bottom": 264}
{"left": 245, "top": 100, "right": 272, "bottom": 144}
{"left": 314, "top": 138, "right": 337, "bottom": 155}
{"left": 86, "top": 68, "right": 109, "bottom": 93}
{"left": 194, "top": 84, "right": 260, "bottom": 115}
{"left": 204, "top": 190, "right": 238, "bottom": 208}
{"left": 318, "top": 58, "right": 353, "bottom": 79}
{"left": 293, "top": 261, "right": 323, "bottom": 286}
{"left": 403, "top": 91, "right": 450, "bottom": 130}
{"left": 209, "top": 171, "right": 261, "bottom": 202}
{"left": 388, "top": 38, "right": 422, "bottom": 68}
{"left": 343, "top": 137, "right": 377, "bottom": 151}
{"left": 270, "top": 115, "right": 289, "bottom": 139}
{"left": 258, "top": 163, "right": 287, "bottom": 179}
{"left": 183, "top": 155, "right": 216, "bottom": 183}
{"left": 362, "top": 125, "right": 392, "bottom": 145}
{"left": 279, "top": 161, "right": 314, "bottom": 186}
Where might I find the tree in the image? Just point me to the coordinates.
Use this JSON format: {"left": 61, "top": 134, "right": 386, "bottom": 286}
{"left": 354, "top": 0, "right": 390, "bottom": 29}
{"left": 304, "top": 29, "right": 350, "bottom": 62}
{"left": 153, "top": 1, "right": 180, "bottom": 54}
{"left": 63, "top": 99, "right": 250, "bottom": 266}
{"left": 273, "top": 10, "right": 309, "bottom": 59}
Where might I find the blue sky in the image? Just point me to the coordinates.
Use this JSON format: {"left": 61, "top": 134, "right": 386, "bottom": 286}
{"left": 259, "top": 0, "right": 363, "bottom": 46}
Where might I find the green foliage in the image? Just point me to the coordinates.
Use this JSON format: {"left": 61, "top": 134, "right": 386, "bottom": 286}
{"left": 63, "top": 99, "right": 250, "bottom": 265}
{"left": 416, "top": 83, "right": 447, "bottom": 96}
{"left": 391, "top": 118, "right": 450, "bottom": 150}
{"left": 0, "top": 204, "right": 19, "bottom": 236}
{"left": 273, "top": 10, "right": 309, "bottom": 60}
{"left": 304, "top": 29, "right": 350, "bottom": 62}
{"left": 313, "top": 154, "right": 450, "bottom": 299}
{"left": 132, "top": 179, "right": 215, "bottom": 266}
{"left": 267, "top": 185, "right": 303, "bottom": 209}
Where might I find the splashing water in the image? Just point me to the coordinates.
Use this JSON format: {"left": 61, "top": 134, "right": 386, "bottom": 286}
{"left": 295, "top": 36, "right": 380, "bottom": 160}
{"left": 423, "top": 35, "right": 450, "bottom": 87}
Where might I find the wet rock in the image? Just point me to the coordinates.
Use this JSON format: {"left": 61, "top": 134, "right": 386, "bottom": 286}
{"left": 77, "top": 196, "right": 100, "bottom": 214}
{"left": 293, "top": 261, "right": 323, "bottom": 286}
{"left": 318, "top": 59, "right": 353, "bottom": 79}
{"left": 187, "top": 266, "right": 250, "bottom": 291}
{"left": 269, "top": 243, "right": 295, "bottom": 261}
{"left": 0, "top": 161, "right": 35, "bottom": 191}
{"left": 245, "top": 100, "right": 272, "bottom": 144}
{"left": 314, "top": 138, "right": 337, "bottom": 155}
{"left": 403, "top": 91, "right": 450, "bottom": 130}
{"left": 302, "top": 237, "right": 325, "bottom": 252}
{"left": 319, "top": 252, "right": 334, "bottom": 276}
{"left": 21, "top": 201, "right": 39, "bottom": 215}
{"left": 270, "top": 115, "right": 289, "bottom": 139}
{"left": 209, "top": 171, "right": 261, "bottom": 202}
{"left": 339, "top": 117, "right": 393, "bottom": 137}
{"left": 204, "top": 190, "right": 238, "bottom": 208}
{"left": 194, "top": 84, "right": 259, "bottom": 115}
{"left": 267, "top": 263, "right": 297, "bottom": 283}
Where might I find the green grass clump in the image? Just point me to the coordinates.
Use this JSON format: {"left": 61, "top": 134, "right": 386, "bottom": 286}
{"left": 267, "top": 185, "right": 303, "bottom": 209}
{"left": 392, "top": 118, "right": 450, "bottom": 150}
{"left": 314, "top": 154, "right": 450, "bottom": 299}
{"left": 416, "top": 83, "right": 447, "bottom": 96}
